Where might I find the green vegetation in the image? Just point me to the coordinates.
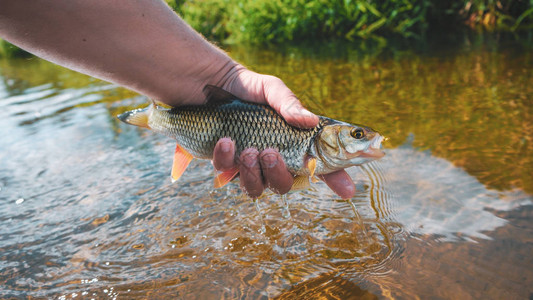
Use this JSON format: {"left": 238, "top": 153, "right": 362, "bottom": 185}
{"left": 0, "top": 39, "right": 31, "bottom": 58}
{"left": 170, "top": 0, "right": 533, "bottom": 43}
{"left": 1, "top": 0, "right": 532, "bottom": 57}
{"left": 225, "top": 41, "right": 533, "bottom": 193}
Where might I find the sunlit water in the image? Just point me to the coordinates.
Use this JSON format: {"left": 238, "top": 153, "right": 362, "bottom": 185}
{"left": 0, "top": 36, "right": 532, "bottom": 299}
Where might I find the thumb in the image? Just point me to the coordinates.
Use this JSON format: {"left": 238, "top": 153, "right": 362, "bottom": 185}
{"left": 224, "top": 69, "right": 319, "bottom": 129}
{"left": 263, "top": 77, "right": 319, "bottom": 129}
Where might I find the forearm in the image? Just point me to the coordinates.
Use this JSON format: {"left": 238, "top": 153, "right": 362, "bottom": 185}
{"left": 0, "top": 0, "right": 237, "bottom": 104}
{"left": 0, "top": 0, "right": 344, "bottom": 198}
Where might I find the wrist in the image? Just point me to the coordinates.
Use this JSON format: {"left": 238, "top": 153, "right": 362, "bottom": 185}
{"left": 156, "top": 38, "right": 240, "bottom": 106}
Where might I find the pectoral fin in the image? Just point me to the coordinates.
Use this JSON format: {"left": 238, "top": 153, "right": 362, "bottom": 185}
{"left": 291, "top": 175, "right": 310, "bottom": 191}
{"left": 307, "top": 157, "right": 320, "bottom": 183}
{"left": 307, "top": 157, "right": 317, "bottom": 177}
{"left": 171, "top": 143, "right": 194, "bottom": 183}
{"left": 214, "top": 167, "right": 239, "bottom": 188}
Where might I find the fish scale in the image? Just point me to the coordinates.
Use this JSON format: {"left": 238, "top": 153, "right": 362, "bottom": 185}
{"left": 149, "top": 99, "right": 322, "bottom": 174}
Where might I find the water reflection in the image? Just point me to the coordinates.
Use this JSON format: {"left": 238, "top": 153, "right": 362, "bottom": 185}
{"left": 0, "top": 37, "right": 532, "bottom": 298}
{"left": 379, "top": 142, "right": 532, "bottom": 242}
{"left": 229, "top": 39, "right": 533, "bottom": 194}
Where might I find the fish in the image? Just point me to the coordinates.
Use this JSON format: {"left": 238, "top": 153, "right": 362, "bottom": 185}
{"left": 117, "top": 85, "right": 384, "bottom": 189}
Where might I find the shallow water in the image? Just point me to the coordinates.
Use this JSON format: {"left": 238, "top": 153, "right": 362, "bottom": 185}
{"left": 0, "top": 36, "right": 532, "bottom": 299}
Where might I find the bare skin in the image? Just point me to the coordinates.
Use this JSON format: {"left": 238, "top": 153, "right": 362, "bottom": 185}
{"left": 0, "top": 0, "right": 356, "bottom": 198}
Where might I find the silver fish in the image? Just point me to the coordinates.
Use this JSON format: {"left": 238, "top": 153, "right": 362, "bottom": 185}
{"left": 118, "top": 85, "right": 384, "bottom": 188}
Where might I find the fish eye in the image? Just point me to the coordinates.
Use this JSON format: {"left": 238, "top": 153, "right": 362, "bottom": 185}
{"left": 351, "top": 128, "right": 365, "bottom": 139}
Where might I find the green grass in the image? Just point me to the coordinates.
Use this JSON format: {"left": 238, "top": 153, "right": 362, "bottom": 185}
{"left": 2, "top": 0, "right": 532, "bottom": 57}
{"left": 171, "top": 0, "right": 533, "bottom": 43}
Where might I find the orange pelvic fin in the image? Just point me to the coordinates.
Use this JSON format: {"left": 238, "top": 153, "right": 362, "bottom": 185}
{"left": 214, "top": 167, "right": 239, "bottom": 188}
{"left": 171, "top": 143, "right": 194, "bottom": 183}
{"left": 291, "top": 175, "right": 310, "bottom": 191}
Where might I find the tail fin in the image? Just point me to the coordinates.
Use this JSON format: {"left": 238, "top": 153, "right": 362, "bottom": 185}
{"left": 117, "top": 103, "right": 154, "bottom": 129}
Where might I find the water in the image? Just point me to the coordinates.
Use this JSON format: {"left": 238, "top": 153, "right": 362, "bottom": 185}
{"left": 0, "top": 35, "right": 532, "bottom": 299}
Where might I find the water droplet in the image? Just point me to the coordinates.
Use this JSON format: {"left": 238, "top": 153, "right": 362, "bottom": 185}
{"left": 15, "top": 198, "right": 24, "bottom": 205}
{"left": 280, "top": 194, "right": 291, "bottom": 219}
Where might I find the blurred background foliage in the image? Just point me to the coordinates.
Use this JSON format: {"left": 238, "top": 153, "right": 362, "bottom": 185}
{"left": 167, "top": 0, "right": 533, "bottom": 43}
{"left": 1, "top": 0, "right": 532, "bottom": 57}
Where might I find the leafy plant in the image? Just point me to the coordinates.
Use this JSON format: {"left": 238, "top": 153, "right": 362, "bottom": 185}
{"left": 169, "top": 0, "right": 533, "bottom": 43}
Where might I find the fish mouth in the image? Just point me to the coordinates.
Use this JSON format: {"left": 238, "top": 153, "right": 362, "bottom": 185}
{"left": 360, "top": 135, "right": 385, "bottom": 158}
{"left": 359, "top": 148, "right": 385, "bottom": 158}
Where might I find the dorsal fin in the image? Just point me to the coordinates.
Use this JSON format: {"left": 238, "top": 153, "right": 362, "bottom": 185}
{"left": 203, "top": 85, "right": 238, "bottom": 104}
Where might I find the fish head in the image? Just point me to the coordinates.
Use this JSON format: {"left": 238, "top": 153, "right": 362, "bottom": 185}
{"left": 316, "top": 121, "right": 385, "bottom": 170}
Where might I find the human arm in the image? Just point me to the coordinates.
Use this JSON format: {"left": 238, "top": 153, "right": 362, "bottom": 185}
{"left": 0, "top": 0, "right": 355, "bottom": 198}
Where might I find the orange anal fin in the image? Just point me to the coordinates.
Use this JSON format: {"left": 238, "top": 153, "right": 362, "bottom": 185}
{"left": 214, "top": 167, "right": 239, "bottom": 188}
{"left": 171, "top": 144, "right": 194, "bottom": 183}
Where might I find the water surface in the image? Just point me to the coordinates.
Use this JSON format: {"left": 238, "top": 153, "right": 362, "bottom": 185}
{"left": 0, "top": 36, "right": 532, "bottom": 299}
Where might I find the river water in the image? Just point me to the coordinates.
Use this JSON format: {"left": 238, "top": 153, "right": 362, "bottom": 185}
{"left": 0, "top": 35, "right": 532, "bottom": 299}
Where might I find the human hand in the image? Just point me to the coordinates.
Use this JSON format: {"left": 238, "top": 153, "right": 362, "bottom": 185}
{"left": 212, "top": 66, "right": 356, "bottom": 199}
{"left": 0, "top": 0, "right": 354, "bottom": 198}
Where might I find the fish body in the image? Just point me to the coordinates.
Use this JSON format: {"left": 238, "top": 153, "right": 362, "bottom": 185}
{"left": 118, "top": 85, "right": 384, "bottom": 186}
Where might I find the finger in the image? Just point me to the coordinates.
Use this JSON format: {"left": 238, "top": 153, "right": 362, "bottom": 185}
{"left": 224, "top": 69, "right": 319, "bottom": 129}
{"left": 262, "top": 76, "right": 319, "bottom": 129}
{"left": 212, "top": 137, "right": 235, "bottom": 171}
{"left": 318, "top": 170, "right": 356, "bottom": 199}
{"left": 259, "top": 149, "right": 293, "bottom": 194}
{"left": 238, "top": 148, "right": 264, "bottom": 198}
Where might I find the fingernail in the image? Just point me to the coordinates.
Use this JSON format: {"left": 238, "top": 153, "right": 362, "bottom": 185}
{"left": 299, "top": 108, "right": 315, "bottom": 118}
{"left": 343, "top": 179, "right": 356, "bottom": 195}
{"left": 342, "top": 176, "right": 353, "bottom": 187}
{"left": 261, "top": 153, "right": 278, "bottom": 168}
{"left": 220, "top": 141, "right": 231, "bottom": 153}
{"left": 243, "top": 153, "right": 257, "bottom": 168}
{"left": 288, "top": 105, "right": 310, "bottom": 116}
{"left": 286, "top": 106, "right": 317, "bottom": 128}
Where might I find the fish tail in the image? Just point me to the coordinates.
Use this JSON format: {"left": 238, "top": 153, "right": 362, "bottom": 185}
{"left": 117, "top": 102, "right": 154, "bottom": 129}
